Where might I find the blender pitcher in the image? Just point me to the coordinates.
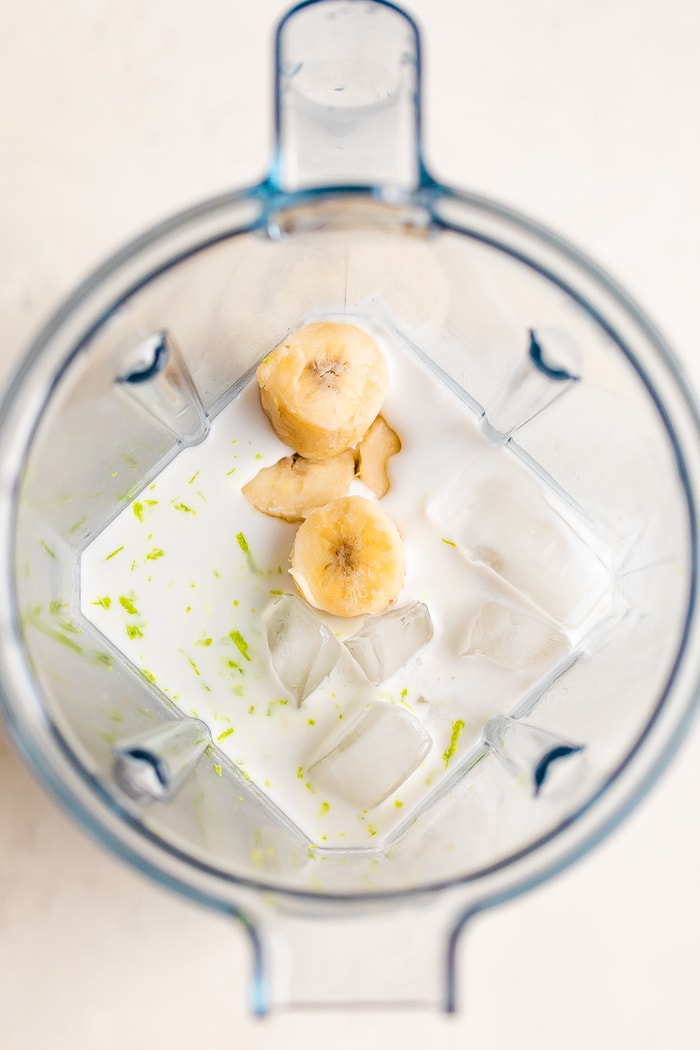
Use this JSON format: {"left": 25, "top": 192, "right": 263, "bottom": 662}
{"left": 1, "top": 0, "right": 700, "bottom": 1015}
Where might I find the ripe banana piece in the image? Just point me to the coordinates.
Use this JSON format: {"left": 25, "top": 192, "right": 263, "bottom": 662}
{"left": 256, "top": 321, "right": 389, "bottom": 459}
{"left": 241, "top": 451, "right": 355, "bottom": 522}
{"left": 289, "top": 495, "right": 405, "bottom": 617}
{"left": 356, "top": 415, "right": 401, "bottom": 498}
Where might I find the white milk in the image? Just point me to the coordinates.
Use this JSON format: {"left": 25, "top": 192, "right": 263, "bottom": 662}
{"left": 80, "top": 317, "right": 614, "bottom": 848}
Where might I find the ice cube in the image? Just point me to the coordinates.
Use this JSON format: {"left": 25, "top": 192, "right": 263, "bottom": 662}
{"left": 461, "top": 600, "right": 570, "bottom": 671}
{"left": 344, "top": 601, "right": 433, "bottom": 684}
{"left": 309, "top": 702, "right": 431, "bottom": 809}
{"left": 429, "top": 459, "right": 610, "bottom": 627}
{"left": 265, "top": 594, "right": 342, "bottom": 705}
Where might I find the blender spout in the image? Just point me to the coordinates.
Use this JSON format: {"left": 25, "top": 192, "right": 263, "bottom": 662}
{"left": 249, "top": 888, "right": 471, "bottom": 1014}
{"left": 270, "top": 0, "right": 425, "bottom": 192}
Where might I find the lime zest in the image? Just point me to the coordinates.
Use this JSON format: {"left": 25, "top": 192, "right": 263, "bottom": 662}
{"left": 442, "top": 719, "right": 465, "bottom": 768}
{"left": 228, "top": 630, "right": 251, "bottom": 661}
{"left": 236, "top": 532, "right": 260, "bottom": 574}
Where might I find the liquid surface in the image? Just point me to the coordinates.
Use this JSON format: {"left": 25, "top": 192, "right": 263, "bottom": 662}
{"left": 81, "top": 318, "right": 614, "bottom": 847}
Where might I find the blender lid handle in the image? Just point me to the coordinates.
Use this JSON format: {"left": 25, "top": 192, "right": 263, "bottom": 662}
{"left": 269, "top": 0, "right": 427, "bottom": 192}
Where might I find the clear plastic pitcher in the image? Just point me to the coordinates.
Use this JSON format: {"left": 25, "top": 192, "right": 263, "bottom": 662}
{"left": 1, "top": 0, "right": 700, "bottom": 1014}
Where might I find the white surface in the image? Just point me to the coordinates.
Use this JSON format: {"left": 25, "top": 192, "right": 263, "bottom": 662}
{"left": 1, "top": 0, "right": 700, "bottom": 1047}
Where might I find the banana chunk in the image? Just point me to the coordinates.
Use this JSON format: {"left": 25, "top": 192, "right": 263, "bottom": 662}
{"left": 242, "top": 451, "right": 355, "bottom": 522}
{"left": 256, "top": 322, "right": 389, "bottom": 459}
{"left": 356, "top": 415, "right": 401, "bottom": 498}
{"left": 289, "top": 495, "right": 405, "bottom": 617}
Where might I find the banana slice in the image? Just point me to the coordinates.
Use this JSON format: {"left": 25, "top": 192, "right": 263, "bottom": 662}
{"left": 356, "top": 415, "right": 402, "bottom": 498}
{"left": 256, "top": 321, "right": 389, "bottom": 459}
{"left": 289, "top": 495, "right": 405, "bottom": 617}
{"left": 241, "top": 451, "right": 355, "bottom": 522}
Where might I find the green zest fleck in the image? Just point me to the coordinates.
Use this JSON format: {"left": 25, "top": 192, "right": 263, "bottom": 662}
{"left": 133, "top": 501, "right": 144, "bottom": 522}
{"left": 226, "top": 658, "right": 243, "bottom": 674}
{"left": 318, "top": 801, "right": 330, "bottom": 817}
{"left": 173, "top": 502, "right": 196, "bottom": 515}
{"left": 141, "top": 669, "right": 156, "bottom": 683}
{"left": 296, "top": 766, "right": 304, "bottom": 780}
{"left": 394, "top": 799, "right": 404, "bottom": 808}
{"left": 68, "top": 516, "right": 88, "bottom": 535}
{"left": 213, "top": 764, "right": 223, "bottom": 776}
{"left": 188, "top": 657, "right": 201, "bottom": 677}
{"left": 441, "top": 538, "right": 457, "bottom": 547}
{"left": 188, "top": 471, "right": 200, "bottom": 485}
{"left": 228, "top": 630, "right": 251, "bottom": 661}
{"left": 368, "top": 823, "right": 378, "bottom": 837}
{"left": 226, "top": 466, "right": 237, "bottom": 476}
{"left": 48, "top": 601, "right": 81, "bottom": 635}
{"left": 442, "top": 719, "right": 465, "bottom": 768}
{"left": 269, "top": 589, "right": 283, "bottom": 596}
{"left": 24, "top": 606, "right": 83, "bottom": 653}
{"left": 91, "top": 595, "right": 111, "bottom": 609}
{"left": 106, "top": 545, "right": 124, "bottom": 561}
{"left": 248, "top": 705, "right": 255, "bottom": 715}
{"left": 126, "top": 624, "right": 143, "bottom": 640}
{"left": 146, "top": 548, "right": 164, "bottom": 561}
{"left": 41, "top": 540, "right": 56, "bottom": 559}
{"left": 217, "top": 727, "right": 234, "bottom": 742}
{"left": 236, "top": 532, "right": 260, "bottom": 574}
{"left": 400, "top": 688, "right": 408, "bottom": 700}
{"left": 118, "top": 595, "right": 139, "bottom": 615}
{"left": 92, "top": 651, "right": 113, "bottom": 669}
{"left": 307, "top": 718, "right": 316, "bottom": 726}
{"left": 195, "top": 637, "right": 213, "bottom": 647}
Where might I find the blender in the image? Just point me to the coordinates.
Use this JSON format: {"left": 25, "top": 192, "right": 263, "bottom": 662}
{"left": 1, "top": 0, "right": 699, "bottom": 1015}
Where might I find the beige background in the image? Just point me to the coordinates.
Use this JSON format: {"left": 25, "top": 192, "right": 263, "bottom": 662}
{"left": 1, "top": 1, "right": 700, "bottom": 1047}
